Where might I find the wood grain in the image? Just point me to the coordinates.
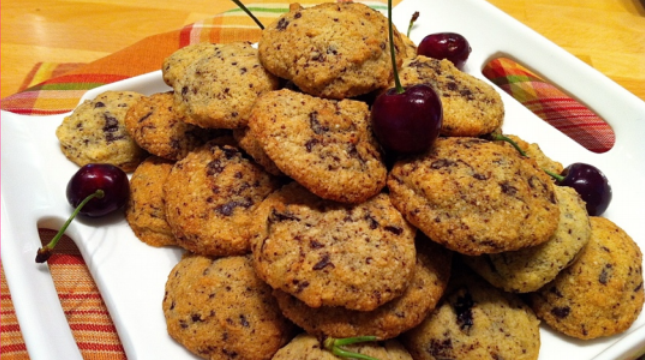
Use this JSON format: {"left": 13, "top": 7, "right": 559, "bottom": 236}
{"left": 1, "top": 0, "right": 644, "bottom": 101}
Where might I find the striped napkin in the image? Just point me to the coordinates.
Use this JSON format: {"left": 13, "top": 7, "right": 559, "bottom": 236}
{"left": 0, "top": 1, "right": 621, "bottom": 359}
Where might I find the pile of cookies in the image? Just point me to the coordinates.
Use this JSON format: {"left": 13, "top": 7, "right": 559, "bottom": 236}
{"left": 55, "top": 2, "right": 643, "bottom": 360}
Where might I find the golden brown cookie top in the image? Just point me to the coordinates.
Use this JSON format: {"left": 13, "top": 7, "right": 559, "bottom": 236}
{"left": 172, "top": 42, "right": 280, "bottom": 129}
{"left": 163, "top": 254, "right": 294, "bottom": 360}
{"left": 462, "top": 185, "right": 591, "bottom": 293}
{"left": 251, "top": 182, "right": 417, "bottom": 311}
{"left": 124, "top": 92, "right": 221, "bottom": 161}
{"left": 164, "top": 142, "right": 280, "bottom": 257}
{"left": 529, "top": 216, "right": 644, "bottom": 339}
{"left": 403, "top": 267, "right": 541, "bottom": 360}
{"left": 397, "top": 56, "right": 504, "bottom": 137}
{"left": 125, "top": 156, "right": 176, "bottom": 247}
{"left": 273, "top": 237, "right": 451, "bottom": 340}
{"left": 161, "top": 42, "right": 218, "bottom": 87}
{"left": 388, "top": 137, "right": 559, "bottom": 255}
{"left": 56, "top": 90, "right": 147, "bottom": 172}
{"left": 249, "top": 88, "right": 387, "bottom": 204}
{"left": 258, "top": 2, "right": 405, "bottom": 99}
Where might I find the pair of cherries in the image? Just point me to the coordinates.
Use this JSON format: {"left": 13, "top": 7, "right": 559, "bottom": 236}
{"left": 371, "top": 4, "right": 471, "bottom": 154}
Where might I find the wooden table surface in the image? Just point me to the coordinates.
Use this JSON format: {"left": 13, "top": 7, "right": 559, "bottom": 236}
{"left": 1, "top": 0, "right": 644, "bottom": 101}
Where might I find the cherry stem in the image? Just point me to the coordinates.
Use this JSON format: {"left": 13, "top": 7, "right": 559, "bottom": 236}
{"left": 387, "top": 0, "right": 404, "bottom": 94}
{"left": 230, "top": 0, "right": 264, "bottom": 30}
{"left": 489, "top": 133, "right": 567, "bottom": 182}
{"left": 543, "top": 169, "right": 565, "bottom": 182}
{"left": 489, "top": 133, "right": 527, "bottom": 157}
{"left": 406, "top": 11, "right": 419, "bottom": 38}
{"left": 35, "top": 189, "right": 105, "bottom": 263}
{"left": 323, "top": 336, "right": 381, "bottom": 360}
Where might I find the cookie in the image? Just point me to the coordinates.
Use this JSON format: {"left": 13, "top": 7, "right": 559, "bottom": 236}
{"left": 164, "top": 142, "right": 280, "bottom": 256}
{"left": 273, "top": 236, "right": 451, "bottom": 340}
{"left": 163, "top": 254, "right": 294, "bottom": 360}
{"left": 172, "top": 41, "right": 280, "bottom": 129}
{"left": 258, "top": 2, "right": 406, "bottom": 99}
{"left": 402, "top": 267, "right": 541, "bottom": 360}
{"left": 272, "top": 334, "right": 413, "bottom": 360}
{"left": 162, "top": 42, "right": 217, "bottom": 87}
{"left": 56, "top": 90, "right": 147, "bottom": 172}
{"left": 462, "top": 186, "right": 591, "bottom": 293}
{"left": 529, "top": 216, "right": 644, "bottom": 339}
{"left": 249, "top": 89, "right": 386, "bottom": 204}
{"left": 396, "top": 56, "right": 504, "bottom": 137}
{"left": 388, "top": 137, "right": 560, "bottom": 255}
{"left": 251, "top": 182, "right": 417, "bottom": 311}
{"left": 124, "top": 92, "right": 222, "bottom": 161}
{"left": 400, "top": 32, "right": 418, "bottom": 61}
{"left": 125, "top": 156, "right": 176, "bottom": 247}
{"left": 232, "top": 127, "right": 283, "bottom": 176}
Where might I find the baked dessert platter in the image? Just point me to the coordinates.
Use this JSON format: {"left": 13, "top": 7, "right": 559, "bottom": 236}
{"left": 43, "top": 1, "right": 642, "bottom": 360}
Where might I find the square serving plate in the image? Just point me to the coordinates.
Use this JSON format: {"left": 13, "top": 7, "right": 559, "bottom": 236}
{"left": 2, "top": 0, "right": 645, "bottom": 359}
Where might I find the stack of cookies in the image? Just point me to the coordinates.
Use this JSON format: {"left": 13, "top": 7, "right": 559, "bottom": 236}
{"left": 54, "top": 2, "right": 643, "bottom": 360}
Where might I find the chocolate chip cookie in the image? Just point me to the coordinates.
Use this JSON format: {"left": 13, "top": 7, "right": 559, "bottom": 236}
{"left": 125, "top": 156, "right": 176, "bottom": 247}
{"left": 56, "top": 90, "right": 147, "bottom": 172}
{"left": 462, "top": 185, "right": 591, "bottom": 293}
{"left": 529, "top": 216, "right": 644, "bottom": 339}
{"left": 402, "top": 266, "right": 541, "bottom": 360}
{"left": 124, "top": 92, "right": 221, "bottom": 161}
{"left": 396, "top": 56, "right": 504, "bottom": 137}
{"left": 258, "top": 2, "right": 406, "bottom": 99}
{"left": 172, "top": 42, "right": 280, "bottom": 129}
{"left": 163, "top": 254, "right": 294, "bottom": 360}
{"left": 273, "top": 236, "right": 451, "bottom": 340}
{"left": 388, "top": 137, "right": 560, "bottom": 255}
{"left": 249, "top": 89, "right": 386, "bottom": 204}
{"left": 164, "top": 142, "right": 280, "bottom": 256}
{"left": 251, "top": 182, "right": 417, "bottom": 312}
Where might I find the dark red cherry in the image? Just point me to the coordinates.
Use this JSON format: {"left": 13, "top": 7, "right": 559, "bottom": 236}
{"left": 558, "top": 163, "right": 612, "bottom": 216}
{"left": 418, "top": 32, "right": 471, "bottom": 69}
{"left": 36, "top": 164, "right": 129, "bottom": 263}
{"left": 371, "top": 84, "right": 443, "bottom": 154}
{"left": 372, "top": 0, "right": 443, "bottom": 155}
{"left": 67, "top": 164, "right": 130, "bottom": 217}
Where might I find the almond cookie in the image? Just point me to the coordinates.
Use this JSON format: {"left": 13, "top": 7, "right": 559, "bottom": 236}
{"left": 273, "top": 236, "right": 451, "bottom": 340}
{"left": 273, "top": 334, "right": 413, "bottom": 360}
{"left": 124, "top": 92, "right": 222, "bottom": 161}
{"left": 162, "top": 42, "right": 217, "bottom": 87}
{"left": 251, "top": 182, "right": 417, "bottom": 312}
{"left": 163, "top": 254, "right": 294, "bottom": 360}
{"left": 232, "top": 127, "right": 283, "bottom": 177}
{"left": 172, "top": 42, "right": 280, "bottom": 129}
{"left": 258, "top": 2, "right": 406, "bottom": 99}
{"left": 249, "top": 89, "right": 386, "bottom": 204}
{"left": 388, "top": 137, "right": 559, "bottom": 255}
{"left": 164, "top": 142, "right": 280, "bottom": 256}
{"left": 125, "top": 156, "right": 176, "bottom": 247}
{"left": 462, "top": 186, "right": 591, "bottom": 293}
{"left": 396, "top": 56, "right": 504, "bottom": 137}
{"left": 529, "top": 216, "right": 644, "bottom": 339}
{"left": 402, "top": 266, "right": 541, "bottom": 360}
{"left": 56, "top": 90, "right": 147, "bottom": 172}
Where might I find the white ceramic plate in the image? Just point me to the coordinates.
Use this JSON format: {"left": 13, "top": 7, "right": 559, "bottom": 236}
{"left": 2, "top": 0, "right": 645, "bottom": 359}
